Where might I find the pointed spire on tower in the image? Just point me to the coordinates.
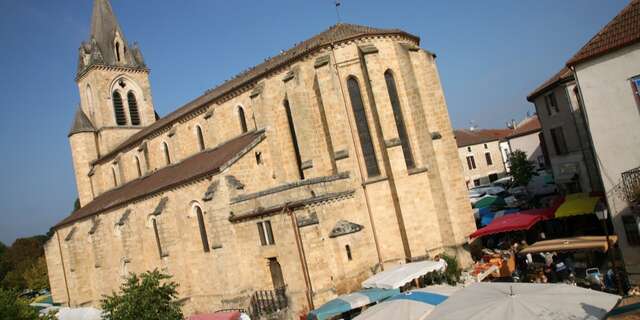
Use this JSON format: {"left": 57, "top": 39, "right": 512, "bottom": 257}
{"left": 77, "top": 0, "right": 145, "bottom": 76}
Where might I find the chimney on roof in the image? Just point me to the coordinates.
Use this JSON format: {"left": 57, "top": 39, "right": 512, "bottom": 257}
{"left": 506, "top": 119, "right": 516, "bottom": 129}
{"left": 469, "top": 120, "right": 477, "bottom": 131}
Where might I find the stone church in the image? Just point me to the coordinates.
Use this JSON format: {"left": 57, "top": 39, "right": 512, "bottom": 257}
{"left": 44, "top": 0, "right": 476, "bottom": 316}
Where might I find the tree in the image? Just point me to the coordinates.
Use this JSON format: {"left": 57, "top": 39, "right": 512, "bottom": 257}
{"left": 508, "top": 150, "right": 537, "bottom": 187}
{"left": 101, "top": 270, "right": 183, "bottom": 320}
{"left": 0, "top": 288, "right": 39, "bottom": 320}
{"left": 23, "top": 257, "right": 49, "bottom": 291}
{"left": 1, "top": 235, "right": 49, "bottom": 291}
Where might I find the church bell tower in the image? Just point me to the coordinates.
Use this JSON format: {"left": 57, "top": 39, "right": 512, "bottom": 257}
{"left": 69, "top": 0, "right": 157, "bottom": 206}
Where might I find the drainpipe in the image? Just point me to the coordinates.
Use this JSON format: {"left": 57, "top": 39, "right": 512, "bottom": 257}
{"left": 286, "top": 205, "right": 314, "bottom": 310}
{"left": 569, "top": 66, "right": 624, "bottom": 295}
{"left": 55, "top": 230, "right": 72, "bottom": 307}
{"left": 329, "top": 43, "right": 385, "bottom": 270}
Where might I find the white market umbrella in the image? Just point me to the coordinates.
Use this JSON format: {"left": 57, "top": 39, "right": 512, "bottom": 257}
{"left": 355, "top": 285, "right": 460, "bottom": 320}
{"left": 425, "top": 282, "right": 620, "bottom": 320}
{"left": 55, "top": 307, "right": 102, "bottom": 320}
{"left": 362, "top": 260, "right": 446, "bottom": 290}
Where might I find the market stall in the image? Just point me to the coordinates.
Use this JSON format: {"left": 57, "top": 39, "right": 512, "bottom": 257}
{"left": 362, "top": 260, "right": 447, "bottom": 290}
{"left": 354, "top": 285, "right": 459, "bottom": 320}
{"left": 307, "top": 288, "right": 399, "bottom": 320}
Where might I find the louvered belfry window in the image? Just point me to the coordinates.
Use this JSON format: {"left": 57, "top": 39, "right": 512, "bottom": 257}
{"left": 127, "top": 91, "right": 141, "bottom": 125}
{"left": 384, "top": 70, "right": 415, "bottom": 170}
{"left": 347, "top": 77, "right": 380, "bottom": 177}
{"left": 112, "top": 92, "right": 127, "bottom": 126}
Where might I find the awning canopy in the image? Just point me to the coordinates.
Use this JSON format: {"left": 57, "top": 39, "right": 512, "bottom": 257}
{"left": 473, "top": 195, "right": 506, "bottom": 209}
{"left": 355, "top": 285, "right": 460, "bottom": 320}
{"left": 555, "top": 193, "right": 601, "bottom": 218}
{"left": 518, "top": 236, "right": 618, "bottom": 254}
{"left": 362, "top": 260, "right": 447, "bottom": 290}
{"left": 470, "top": 208, "right": 553, "bottom": 239}
{"left": 188, "top": 312, "right": 241, "bottom": 320}
{"left": 307, "top": 288, "right": 399, "bottom": 320}
{"left": 479, "top": 208, "right": 520, "bottom": 226}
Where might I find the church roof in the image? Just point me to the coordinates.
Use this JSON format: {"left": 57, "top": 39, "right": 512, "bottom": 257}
{"left": 68, "top": 107, "right": 96, "bottom": 136}
{"left": 567, "top": 0, "right": 640, "bottom": 66}
{"left": 93, "top": 23, "right": 419, "bottom": 165}
{"left": 54, "top": 130, "right": 265, "bottom": 229}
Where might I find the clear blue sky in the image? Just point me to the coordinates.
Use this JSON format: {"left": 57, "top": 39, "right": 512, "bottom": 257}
{"left": 0, "top": 0, "right": 628, "bottom": 245}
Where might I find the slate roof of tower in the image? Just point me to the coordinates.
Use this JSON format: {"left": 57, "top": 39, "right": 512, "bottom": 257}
{"left": 68, "top": 107, "right": 96, "bottom": 136}
{"left": 93, "top": 23, "right": 420, "bottom": 164}
{"left": 77, "top": 0, "right": 145, "bottom": 76}
{"left": 55, "top": 130, "right": 265, "bottom": 228}
{"left": 567, "top": 0, "right": 640, "bottom": 66}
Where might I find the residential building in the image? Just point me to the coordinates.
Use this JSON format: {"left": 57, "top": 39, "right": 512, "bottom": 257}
{"left": 454, "top": 129, "right": 512, "bottom": 188}
{"left": 566, "top": 0, "right": 640, "bottom": 283}
{"left": 44, "top": 0, "right": 477, "bottom": 316}
{"left": 506, "top": 116, "right": 547, "bottom": 171}
{"left": 527, "top": 68, "right": 601, "bottom": 194}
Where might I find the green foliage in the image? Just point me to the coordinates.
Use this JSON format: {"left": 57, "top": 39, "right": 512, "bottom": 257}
{"left": 441, "top": 254, "right": 462, "bottom": 285}
{"left": 0, "top": 288, "right": 39, "bottom": 320}
{"left": 0, "top": 236, "right": 49, "bottom": 291}
{"left": 23, "top": 257, "right": 49, "bottom": 291}
{"left": 101, "top": 269, "right": 183, "bottom": 320}
{"left": 508, "top": 150, "right": 537, "bottom": 187}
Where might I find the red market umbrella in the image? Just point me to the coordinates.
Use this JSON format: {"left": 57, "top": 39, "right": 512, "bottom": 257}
{"left": 469, "top": 208, "right": 553, "bottom": 239}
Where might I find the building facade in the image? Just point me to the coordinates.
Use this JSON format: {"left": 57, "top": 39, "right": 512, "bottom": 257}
{"left": 454, "top": 129, "right": 512, "bottom": 188}
{"left": 44, "top": 0, "right": 476, "bottom": 317}
{"left": 527, "top": 68, "right": 602, "bottom": 194}
{"left": 506, "top": 116, "right": 546, "bottom": 171}
{"left": 566, "top": 0, "right": 640, "bottom": 283}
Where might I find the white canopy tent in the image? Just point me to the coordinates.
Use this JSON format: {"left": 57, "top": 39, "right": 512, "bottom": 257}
{"left": 55, "top": 307, "right": 102, "bottom": 320}
{"left": 362, "top": 260, "right": 447, "bottom": 290}
{"left": 425, "top": 282, "right": 620, "bottom": 320}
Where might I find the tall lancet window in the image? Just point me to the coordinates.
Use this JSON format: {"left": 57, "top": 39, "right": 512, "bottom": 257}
{"left": 238, "top": 107, "right": 248, "bottom": 133}
{"left": 196, "top": 125, "right": 205, "bottom": 151}
{"left": 135, "top": 156, "right": 142, "bottom": 177}
{"left": 127, "top": 91, "right": 141, "bottom": 125}
{"left": 384, "top": 70, "right": 415, "bottom": 169}
{"left": 347, "top": 76, "right": 380, "bottom": 177}
{"left": 162, "top": 142, "right": 171, "bottom": 165}
{"left": 194, "top": 205, "right": 210, "bottom": 252}
{"left": 115, "top": 42, "right": 121, "bottom": 62}
{"left": 112, "top": 92, "right": 127, "bottom": 126}
{"left": 283, "top": 99, "right": 304, "bottom": 180}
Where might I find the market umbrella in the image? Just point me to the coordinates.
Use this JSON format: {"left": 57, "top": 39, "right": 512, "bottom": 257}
{"left": 55, "top": 307, "right": 102, "bottom": 320}
{"left": 473, "top": 195, "right": 506, "bottom": 209}
{"left": 355, "top": 285, "right": 459, "bottom": 320}
{"left": 188, "top": 311, "right": 242, "bottom": 320}
{"left": 362, "top": 260, "right": 447, "bottom": 290}
{"left": 425, "top": 282, "right": 620, "bottom": 320}
{"left": 307, "top": 288, "right": 400, "bottom": 320}
{"left": 553, "top": 193, "right": 602, "bottom": 218}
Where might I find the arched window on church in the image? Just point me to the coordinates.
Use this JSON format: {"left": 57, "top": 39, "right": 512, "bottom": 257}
{"left": 283, "top": 99, "right": 304, "bottom": 180}
{"left": 347, "top": 76, "right": 380, "bottom": 177}
{"left": 86, "top": 84, "right": 94, "bottom": 119}
{"left": 127, "top": 91, "right": 141, "bottom": 126}
{"left": 135, "top": 156, "right": 142, "bottom": 177}
{"left": 196, "top": 125, "right": 205, "bottom": 151}
{"left": 162, "top": 142, "right": 171, "bottom": 165}
{"left": 238, "top": 107, "right": 248, "bottom": 133}
{"left": 112, "top": 166, "right": 119, "bottom": 187}
{"left": 193, "top": 204, "right": 210, "bottom": 252}
{"left": 112, "top": 91, "right": 127, "bottom": 126}
{"left": 384, "top": 70, "right": 415, "bottom": 170}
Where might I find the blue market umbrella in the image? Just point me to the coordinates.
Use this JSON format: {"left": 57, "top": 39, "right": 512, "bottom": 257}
{"left": 307, "top": 288, "right": 399, "bottom": 320}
